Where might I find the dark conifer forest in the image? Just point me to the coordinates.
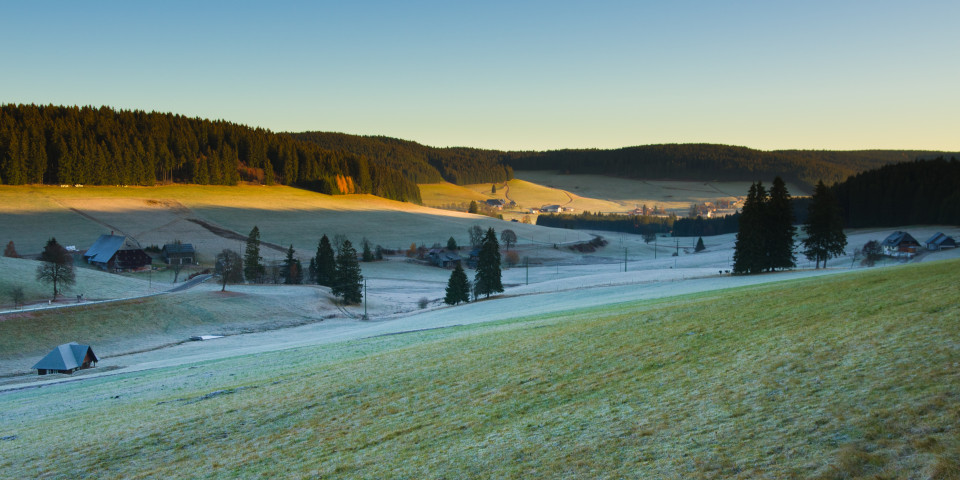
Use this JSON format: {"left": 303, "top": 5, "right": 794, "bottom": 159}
{"left": 0, "top": 104, "right": 424, "bottom": 202}
{"left": 290, "top": 132, "right": 515, "bottom": 185}
{"left": 506, "top": 144, "right": 940, "bottom": 190}
{"left": 832, "top": 157, "right": 960, "bottom": 227}
{"left": 3, "top": 104, "right": 957, "bottom": 221}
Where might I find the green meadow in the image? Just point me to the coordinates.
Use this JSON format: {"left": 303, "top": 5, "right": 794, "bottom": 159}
{"left": 1, "top": 259, "right": 957, "bottom": 478}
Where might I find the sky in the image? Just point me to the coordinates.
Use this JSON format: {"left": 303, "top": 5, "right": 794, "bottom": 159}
{"left": 2, "top": 1, "right": 958, "bottom": 152}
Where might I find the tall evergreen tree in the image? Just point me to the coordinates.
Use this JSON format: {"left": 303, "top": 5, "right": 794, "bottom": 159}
{"left": 732, "top": 182, "right": 767, "bottom": 274}
{"left": 765, "top": 176, "right": 797, "bottom": 270}
{"left": 694, "top": 236, "right": 705, "bottom": 252}
{"left": 314, "top": 235, "right": 336, "bottom": 286}
{"left": 361, "top": 237, "right": 374, "bottom": 262}
{"left": 803, "top": 181, "right": 847, "bottom": 268}
{"left": 444, "top": 263, "right": 470, "bottom": 305}
{"left": 474, "top": 228, "right": 503, "bottom": 298}
{"left": 243, "top": 226, "right": 264, "bottom": 283}
{"left": 332, "top": 240, "right": 363, "bottom": 304}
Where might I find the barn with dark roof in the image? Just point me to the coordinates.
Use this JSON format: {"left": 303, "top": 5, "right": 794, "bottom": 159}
{"left": 32, "top": 342, "right": 99, "bottom": 375}
{"left": 880, "top": 231, "right": 920, "bottom": 257}
{"left": 83, "top": 234, "right": 152, "bottom": 271}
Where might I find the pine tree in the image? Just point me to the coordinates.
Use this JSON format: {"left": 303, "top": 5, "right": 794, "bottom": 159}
{"left": 315, "top": 235, "right": 336, "bottom": 286}
{"left": 732, "top": 182, "right": 767, "bottom": 274}
{"left": 803, "top": 181, "right": 847, "bottom": 268}
{"left": 361, "top": 237, "right": 374, "bottom": 262}
{"left": 765, "top": 176, "right": 797, "bottom": 270}
{"left": 468, "top": 201, "right": 478, "bottom": 214}
{"left": 308, "top": 257, "right": 317, "bottom": 283}
{"left": 243, "top": 226, "right": 265, "bottom": 283}
{"left": 444, "top": 263, "right": 470, "bottom": 305}
{"left": 332, "top": 240, "right": 363, "bottom": 304}
{"left": 695, "top": 236, "right": 705, "bottom": 252}
{"left": 447, "top": 237, "right": 458, "bottom": 251}
{"left": 474, "top": 228, "right": 503, "bottom": 298}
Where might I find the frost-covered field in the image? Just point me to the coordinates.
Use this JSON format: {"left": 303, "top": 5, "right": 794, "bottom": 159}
{"left": 6, "top": 223, "right": 958, "bottom": 391}
{"left": 1, "top": 256, "right": 957, "bottom": 478}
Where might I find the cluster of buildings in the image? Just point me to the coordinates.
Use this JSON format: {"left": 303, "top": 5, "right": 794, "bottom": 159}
{"left": 881, "top": 231, "right": 956, "bottom": 258}
{"left": 79, "top": 233, "right": 196, "bottom": 272}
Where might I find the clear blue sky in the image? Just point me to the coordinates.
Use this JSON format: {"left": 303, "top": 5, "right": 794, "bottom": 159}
{"left": 2, "top": 1, "right": 958, "bottom": 151}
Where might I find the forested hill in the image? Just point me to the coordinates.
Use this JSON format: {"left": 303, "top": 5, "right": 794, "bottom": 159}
{"left": 833, "top": 157, "right": 960, "bottom": 227}
{"left": 2, "top": 104, "right": 952, "bottom": 201}
{"left": 289, "top": 132, "right": 514, "bottom": 185}
{"left": 505, "top": 144, "right": 940, "bottom": 190}
{"left": 0, "top": 104, "right": 421, "bottom": 203}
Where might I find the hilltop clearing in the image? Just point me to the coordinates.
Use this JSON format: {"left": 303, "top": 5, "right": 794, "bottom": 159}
{"left": 1, "top": 258, "right": 957, "bottom": 478}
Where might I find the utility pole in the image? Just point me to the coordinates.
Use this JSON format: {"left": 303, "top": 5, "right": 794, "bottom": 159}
{"left": 524, "top": 257, "right": 529, "bottom": 285}
{"left": 624, "top": 248, "right": 628, "bottom": 272}
{"left": 363, "top": 279, "right": 367, "bottom": 320}
{"left": 654, "top": 235, "right": 657, "bottom": 259}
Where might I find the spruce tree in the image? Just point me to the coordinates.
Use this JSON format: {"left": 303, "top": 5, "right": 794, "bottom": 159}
{"left": 732, "top": 182, "right": 767, "bottom": 274}
{"left": 315, "top": 235, "right": 336, "bottom": 286}
{"left": 474, "top": 228, "right": 503, "bottom": 298}
{"left": 695, "top": 236, "right": 705, "bottom": 252}
{"left": 361, "top": 237, "right": 374, "bottom": 262}
{"left": 332, "top": 240, "right": 363, "bottom": 304}
{"left": 243, "top": 226, "right": 265, "bottom": 283}
{"left": 803, "top": 181, "right": 847, "bottom": 268}
{"left": 765, "top": 176, "right": 797, "bottom": 270}
{"left": 444, "top": 263, "right": 470, "bottom": 305}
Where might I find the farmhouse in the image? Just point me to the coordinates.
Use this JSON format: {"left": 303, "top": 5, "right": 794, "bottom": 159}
{"left": 427, "top": 248, "right": 461, "bottom": 268}
{"left": 925, "top": 232, "right": 957, "bottom": 251}
{"left": 466, "top": 248, "right": 481, "bottom": 268}
{"left": 32, "top": 342, "right": 98, "bottom": 375}
{"left": 485, "top": 199, "right": 506, "bottom": 210}
{"left": 162, "top": 243, "right": 196, "bottom": 265}
{"left": 84, "top": 233, "right": 152, "bottom": 271}
{"left": 541, "top": 205, "right": 564, "bottom": 213}
{"left": 880, "top": 231, "right": 920, "bottom": 257}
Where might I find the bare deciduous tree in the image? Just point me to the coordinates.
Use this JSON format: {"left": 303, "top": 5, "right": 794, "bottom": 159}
{"left": 500, "top": 229, "right": 517, "bottom": 252}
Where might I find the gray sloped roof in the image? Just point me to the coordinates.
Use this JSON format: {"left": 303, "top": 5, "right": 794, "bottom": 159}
{"left": 84, "top": 234, "right": 140, "bottom": 263}
{"left": 881, "top": 231, "right": 918, "bottom": 248}
{"left": 926, "top": 232, "right": 956, "bottom": 246}
{"left": 162, "top": 243, "right": 195, "bottom": 255}
{"left": 32, "top": 342, "right": 98, "bottom": 371}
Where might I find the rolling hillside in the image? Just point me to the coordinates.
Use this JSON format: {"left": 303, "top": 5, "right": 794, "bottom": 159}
{"left": 1, "top": 259, "right": 957, "bottom": 478}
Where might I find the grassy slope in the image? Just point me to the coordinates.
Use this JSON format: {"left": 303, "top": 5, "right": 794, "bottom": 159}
{"left": 418, "top": 182, "right": 488, "bottom": 208}
{"left": 2, "top": 260, "right": 958, "bottom": 478}
{"left": 0, "top": 185, "right": 553, "bottom": 258}
{"left": 0, "top": 285, "right": 330, "bottom": 375}
{"left": 0, "top": 256, "right": 161, "bottom": 308}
